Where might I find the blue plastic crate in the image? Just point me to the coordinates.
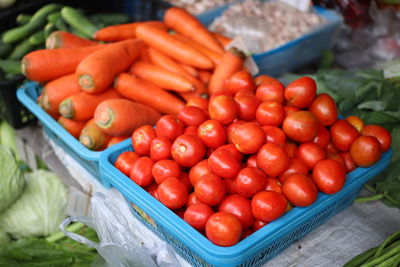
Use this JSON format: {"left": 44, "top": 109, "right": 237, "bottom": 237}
{"left": 100, "top": 138, "right": 392, "bottom": 267}
{"left": 197, "top": 4, "right": 343, "bottom": 76}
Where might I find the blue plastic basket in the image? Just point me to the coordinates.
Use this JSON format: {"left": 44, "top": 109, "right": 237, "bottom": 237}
{"left": 197, "top": 5, "right": 343, "bottom": 76}
{"left": 100, "top": 138, "right": 392, "bottom": 267}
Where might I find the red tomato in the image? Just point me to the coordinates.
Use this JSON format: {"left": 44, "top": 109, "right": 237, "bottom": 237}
{"left": 150, "top": 137, "right": 171, "bottom": 161}
{"left": 209, "top": 95, "right": 238, "bottom": 125}
{"left": 326, "top": 151, "right": 345, "bottom": 168}
{"left": 282, "top": 173, "right": 318, "bottom": 207}
{"left": 186, "top": 192, "right": 201, "bottom": 207}
{"left": 224, "top": 178, "right": 238, "bottom": 194}
{"left": 279, "top": 157, "right": 309, "bottom": 183}
{"left": 171, "top": 134, "right": 206, "bottom": 167}
{"left": 234, "top": 95, "right": 261, "bottom": 121}
{"left": 236, "top": 167, "right": 267, "bottom": 197}
{"left": 146, "top": 183, "right": 159, "bottom": 200}
{"left": 361, "top": 125, "right": 391, "bottom": 152}
{"left": 189, "top": 159, "right": 211, "bottom": 186}
{"left": 226, "top": 70, "right": 256, "bottom": 94}
{"left": 254, "top": 74, "right": 275, "bottom": 86}
{"left": 308, "top": 93, "right": 337, "bottom": 126}
{"left": 175, "top": 208, "right": 186, "bottom": 219}
{"left": 326, "top": 142, "right": 338, "bottom": 153}
{"left": 251, "top": 191, "right": 288, "bottom": 222}
{"left": 219, "top": 194, "right": 255, "bottom": 229}
{"left": 242, "top": 228, "right": 254, "bottom": 239}
{"left": 209, "top": 91, "right": 234, "bottom": 102}
{"left": 177, "top": 106, "right": 208, "bottom": 127}
{"left": 350, "top": 136, "right": 381, "bottom": 167}
{"left": 255, "top": 79, "right": 285, "bottom": 103}
{"left": 253, "top": 220, "right": 267, "bottom": 231}
{"left": 262, "top": 125, "right": 286, "bottom": 146}
{"left": 265, "top": 178, "right": 282, "bottom": 193}
{"left": 256, "top": 101, "right": 285, "bottom": 126}
{"left": 152, "top": 159, "right": 181, "bottom": 184}
{"left": 184, "top": 203, "right": 214, "bottom": 231}
{"left": 231, "top": 122, "right": 266, "bottom": 154}
{"left": 345, "top": 115, "right": 364, "bottom": 133}
{"left": 330, "top": 120, "right": 360, "bottom": 152}
{"left": 246, "top": 154, "right": 258, "bottom": 168}
{"left": 183, "top": 125, "right": 198, "bottom": 136}
{"left": 312, "top": 159, "right": 346, "bottom": 194}
{"left": 284, "top": 141, "right": 298, "bottom": 158}
{"left": 227, "top": 120, "right": 245, "bottom": 144}
{"left": 282, "top": 111, "right": 318, "bottom": 143}
{"left": 197, "top": 120, "right": 226, "bottom": 149}
{"left": 283, "top": 105, "right": 300, "bottom": 117}
{"left": 257, "top": 143, "right": 290, "bottom": 177}
{"left": 195, "top": 173, "right": 226, "bottom": 206}
{"left": 187, "top": 96, "right": 209, "bottom": 111}
{"left": 340, "top": 152, "right": 357, "bottom": 173}
{"left": 205, "top": 212, "right": 243, "bottom": 246}
{"left": 219, "top": 144, "right": 244, "bottom": 162}
{"left": 129, "top": 157, "right": 155, "bottom": 187}
{"left": 208, "top": 147, "right": 241, "bottom": 179}
{"left": 131, "top": 125, "right": 157, "bottom": 156}
{"left": 179, "top": 172, "right": 192, "bottom": 192}
{"left": 235, "top": 88, "right": 255, "bottom": 97}
{"left": 296, "top": 142, "right": 326, "bottom": 169}
{"left": 158, "top": 177, "right": 188, "bottom": 209}
{"left": 155, "top": 115, "right": 184, "bottom": 141}
{"left": 313, "top": 124, "right": 330, "bottom": 148}
{"left": 114, "top": 151, "right": 140, "bottom": 176}
{"left": 284, "top": 76, "right": 316, "bottom": 108}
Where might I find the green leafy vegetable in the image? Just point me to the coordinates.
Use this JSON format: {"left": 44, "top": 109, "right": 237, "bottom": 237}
{"left": 0, "top": 226, "right": 10, "bottom": 247}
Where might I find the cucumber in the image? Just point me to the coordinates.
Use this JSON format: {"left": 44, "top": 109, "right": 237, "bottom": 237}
{"left": 69, "top": 28, "right": 91, "bottom": 39}
{"left": 90, "top": 13, "right": 130, "bottom": 26}
{"left": 0, "top": 42, "right": 13, "bottom": 59}
{"left": 2, "top": 4, "right": 62, "bottom": 43}
{"left": 55, "top": 18, "right": 68, "bottom": 32}
{"left": 44, "top": 23, "right": 57, "bottom": 39}
{"left": 61, "top": 6, "right": 98, "bottom": 39}
{"left": 0, "top": 60, "right": 22, "bottom": 75}
{"left": 7, "top": 39, "right": 34, "bottom": 60}
{"left": 16, "top": 14, "right": 32, "bottom": 25}
{"left": 47, "top": 12, "right": 61, "bottom": 24}
{"left": 28, "top": 30, "right": 45, "bottom": 46}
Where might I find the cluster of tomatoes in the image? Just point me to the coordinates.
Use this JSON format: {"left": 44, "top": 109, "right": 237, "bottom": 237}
{"left": 113, "top": 72, "right": 391, "bottom": 247}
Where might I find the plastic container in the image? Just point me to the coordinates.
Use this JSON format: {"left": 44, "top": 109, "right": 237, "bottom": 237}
{"left": 197, "top": 4, "right": 343, "bottom": 76}
{"left": 100, "top": 138, "right": 392, "bottom": 267}
{"left": 123, "top": 0, "right": 171, "bottom": 21}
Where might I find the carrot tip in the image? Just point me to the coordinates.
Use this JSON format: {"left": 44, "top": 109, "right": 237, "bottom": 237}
{"left": 79, "top": 74, "right": 95, "bottom": 91}
{"left": 95, "top": 107, "right": 114, "bottom": 129}
{"left": 21, "top": 59, "right": 27, "bottom": 76}
{"left": 59, "top": 99, "right": 74, "bottom": 119}
{"left": 79, "top": 135, "right": 93, "bottom": 149}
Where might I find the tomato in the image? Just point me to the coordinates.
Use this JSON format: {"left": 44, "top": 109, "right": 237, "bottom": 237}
{"left": 242, "top": 228, "right": 254, "bottom": 239}
{"left": 236, "top": 167, "right": 267, "bottom": 198}
{"left": 195, "top": 173, "right": 226, "bottom": 206}
{"left": 155, "top": 115, "right": 184, "bottom": 141}
{"left": 219, "top": 194, "right": 255, "bottom": 229}
{"left": 282, "top": 111, "right": 318, "bottom": 143}
{"left": 209, "top": 95, "right": 238, "bottom": 125}
{"left": 340, "top": 152, "right": 357, "bottom": 173}
{"left": 150, "top": 136, "right": 171, "bottom": 161}
{"left": 234, "top": 95, "right": 261, "bottom": 121}
{"left": 296, "top": 142, "right": 326, "bottom": 169}
{"left": 282, "top": 173, "right": 318, "bottom": 207}
{"left": 350, "top": 136, "right": 381, "bottom": 167}
{"left": 198, "top": 120, "right": 226, "bottom": 149}
{"left": 326, "top": 152, "right": 345, "bottom": 168}
{"left": 184, "top": 203, "right": 214, "bottom": 231}
{"left": 224, "top": 178, "right": 238, "bottom": 194}
{"left": 279, "top": 157, "right": 309, "bottom": 183}
{"left": 330, "top": 120, "right": 360, "bottom": 152}
{"left": 114, "top": 151, "right": 140, "bottom": 176}
{"left": 284, "top": 76, "right": 316, "bottom": 108}
{"left": 177, "top": 106, "right": 208, "bottom": 127}
{"left": 146, "top": 183, "right": 159, "bottom": 200}
{"left": 152, "top": 159, "right": 181, "bottom": 185}
{"left": 219, "top": 144, "right": 244, "bottom": 162}
{"left": 189, "top": 159, "right": 211, "bottom": 186}
{"left": 225, "top": 70, "right": 256, "bottom": 94}
{"left": 255, "top": 79, "right": 285, "bottom": 103}
{"left": 129, "top": 157, "right": 155, "bottom": 187}
{"left": 246, "top": 154, "right": 258, "bottom": 168}
{"left": 235, "top": 88, "right": 255, "bottom": 97}
{"left": 205, "top": 212, "right": 243, "bottom": 246}
{"left": 131, "top": 125, "right": 157, "bottom": 156}
{"left": 187, "top": 96, "right": 209, "bottom": 111}
{"left": 209, "top": 90, "right": 234, "bottom": 102}
{"left": 175, "top": 208, "right": 186, "bottom": 219}
{"left": 186, "top": 192, "right": 201, "bottom": 207}
{"left": 158, "top": 177, "right": 188, "bottom": 209}
{"left": 171, "top": 134, "right": 206, "bottom": 167}
{"left": 361, "top": 125, "right": 391, "bottom": 152}
{"left": 283, "top": 141, "right": 298, "bottom": 158}
{"left": 254, "top": 74, "right": 275, "bottom": 86}
{"left": 257, "top": 143, "right": 290, "bottom": 177}
{"left": 251, "top": 191, "right": 288, "bottom": 222}
{"left": 226, "top": 120, "right": 245, "bottom": 144}
{"left": 313, "top": 124, "right": 330, "bottom": 148}
{"left": 283, "top": 105, "right": 300, "bottom": 117}
{"left": 183, "top": 125, "right": 198, "bottom": 136}
{"left": 262, "top": 126, "right": 286, "bottom": 146}
{"left": 253, "top": 220, "right": 267, "bottom": 231}
{"left": 308, "top": 93, "right": 337, "bottom": 126}
{"left": 345, "top": 115, "right": 364, "bottom": 133}
{"left": 326, "top": 142, "right": 338, "bottom": 153}
{"left": 231, "top": 122, "right": 265, "bottom": 154}
{"left": 265, "top": 178, "right": 282, "bottom": 193}
{"left": 256, "top": 101, "right": 285, "bottom": 126}
{"left": 208, "top": 147, "right": 241, "bottom": 179}
{"left": 312, "top": 159, "right": 346, "bottom": 194}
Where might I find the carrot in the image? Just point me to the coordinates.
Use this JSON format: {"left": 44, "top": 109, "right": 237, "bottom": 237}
{"left": 59, "top": 88, "right": 121, "bottom": 121}
{"left": 46, "top": 31, "right": 98, "bottom": 49}
{"left": 135, "top": 24, "right": 213, "bottom": 70}
{"left": 58, "top": 117, "right": 88, "bottom": 138}
{"left": 115, "top": 73, "right": 185, "bottom": 115}
{"left": 79, "top": 119, "right": 112, "bottom": 151}
{"left": 21, "top": 44, "right": 104, "bottom": 82}
{"left": 129, "top": 61, "right": 195, "bottom": 93}
{"left": 139, "top": 47, "right": 151, "bottom": 63}
{"left": 179, "top": 63, "right": 198, "bottom": 77}
{"left": 213, "top": 32, "right": 231, "bottom": 48}
{"left": 76, "top": 39, "right": 144, "bottom": 94}
{"left": 93, "top": 21, "right": 167, "bottom": 42}
{"left": 198, "top": 70, "right": 212, "bottom": 86}
{"left": 107, "top": 136, "right": 129, "bottom": 148}
{"left": 164, "top": 7, "right": 224, "bottom": 53}
{"left": 39, "top": 73, "right": 81, "bottom": 114}
{"left": 208, "top": 47, "right": 246, "bottom": 95}
{"left": 94, "top": 98, "right": 161, "bottom": 136}
{"left": 147, "top": 47, "right": 191, "bottom": 77}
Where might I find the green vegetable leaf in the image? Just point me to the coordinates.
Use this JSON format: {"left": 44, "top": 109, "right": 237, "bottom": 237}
{"left": 374, "top": 160, "right": 400, "bottom": 207}
{"left": 390, "top": 127, "right": 400, "bottom": 162}
{"left": 358, "top": 100, "right": 387, "bottom": 111}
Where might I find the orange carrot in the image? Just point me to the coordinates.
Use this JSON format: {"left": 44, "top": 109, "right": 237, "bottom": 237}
{"left": 77, "top": 39, "right": 144, "bottom": 94}
{"left": 179, "top": 63, "right": 198, "bottom": 77}
{"left": 147, "top": 47, "right": 191, "bottom": 77}
{"left": 58, "top": 117, "right": 88, "bottom": 138}
{"left": 94, "top": 98, "right": 161, "bottom": 136}
{"left": 164, "top": 7, "right": 224, "bottom": 53}
{"left": 59, "top": 88, "right": 121, "bottom": 121}
{"left": 198, "top": 70, "right": 212, "bottom": 86}
{"left": 93, "top": 21, "right": 167, "bottom": 42}
{"left": 129, "top": 61, "right": 195, "bottom": 93}
{"left": 107, "top": 136, "right": 129, "bottom": 147}
{"left": 46, "top": 31, "right": 98, "bottom": 49}
{"left": 39, "top": 74, "right": 81, "bottom": 114}
{"left": 139, "top": 47, "right": 151, "bottom": 63}
{"left": 21, "top": 45, "right": 105, "bottom": 82}
{"left": 79, "top": 119, "right": 112, "bottom": 151}
{"left": 213, "top": 32, "right": 232, "bottom": 48}
{"left": 208, "top": 47, "right": 246, "bottom": 95}
{"left": 135, "top": 24, "right": 213, "bottom": 70}
{"left": 115, "top": 73, "right": 185, "bottom": 115}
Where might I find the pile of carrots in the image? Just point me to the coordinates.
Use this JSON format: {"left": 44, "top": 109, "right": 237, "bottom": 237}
{"left": 20, "top": 6, "right": 250, "bottom": 151}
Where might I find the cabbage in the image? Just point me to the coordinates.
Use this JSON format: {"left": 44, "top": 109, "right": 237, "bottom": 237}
{"left": 0, "top": 170, "right": 68, "bottom": 239}
{"left": 0, "top": 145, "right": 24, "bottom": 213}
{"left": 0, "top": 226, "right": 10, "bottom": 247}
